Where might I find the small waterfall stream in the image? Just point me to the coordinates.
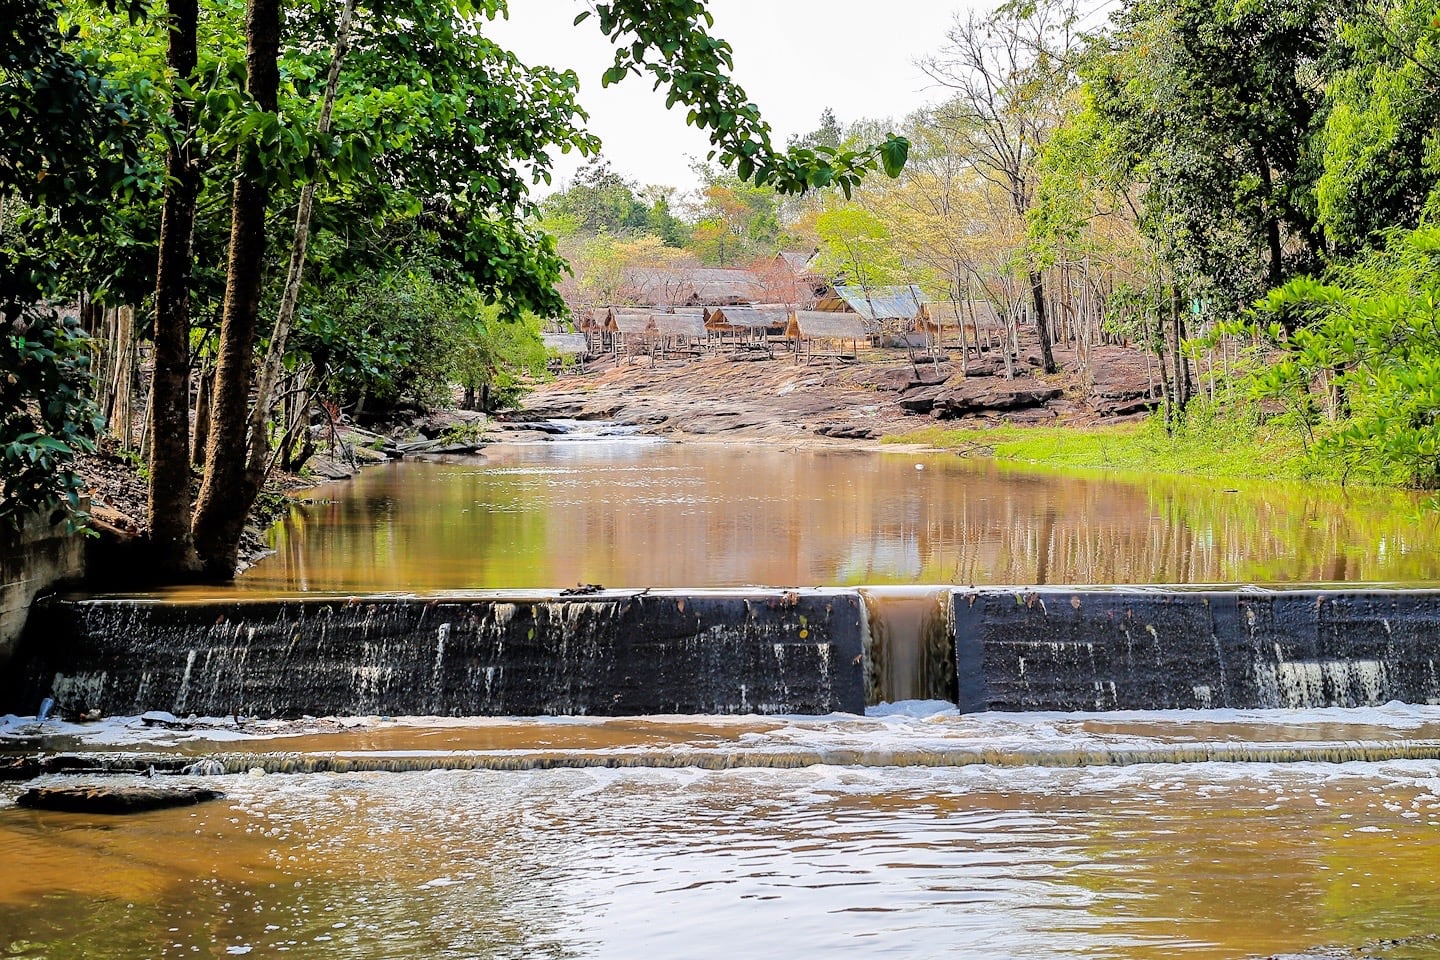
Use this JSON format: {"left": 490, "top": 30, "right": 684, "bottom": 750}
{"left": 858, "top": 587, "right": 956, "bottom": 705}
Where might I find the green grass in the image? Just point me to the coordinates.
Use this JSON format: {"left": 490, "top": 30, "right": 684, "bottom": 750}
{"left": 884, "top": 407, "right": 1339, "bottom": 485}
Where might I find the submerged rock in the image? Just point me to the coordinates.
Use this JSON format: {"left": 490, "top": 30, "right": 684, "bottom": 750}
{"left": 17, "top": 784, "right": 224, "bottom": 815}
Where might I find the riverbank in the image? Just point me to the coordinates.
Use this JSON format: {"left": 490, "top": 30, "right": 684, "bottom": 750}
{"left": 519, "top": 340, "right": 1164, "bottom": 443}
{"left": 518, "top": 346, "right": 1345, "bottom": 486}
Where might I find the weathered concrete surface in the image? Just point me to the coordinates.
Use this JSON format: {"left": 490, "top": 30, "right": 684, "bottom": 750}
{"left": 0, "top": 514, "right": 85, "bottom": 671}
{"left": 954, "top": 588, "right": 1440, "bottom": 712}
{"left": 8, "top": 591, "right": 865, "bottom": 718}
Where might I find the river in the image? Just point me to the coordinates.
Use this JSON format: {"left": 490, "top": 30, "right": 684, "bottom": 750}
{"left": 6, "top": 439, "right": 1440, "bottom": 958}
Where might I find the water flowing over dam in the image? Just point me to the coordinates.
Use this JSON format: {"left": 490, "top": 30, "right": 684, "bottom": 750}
{"left": 11, "top": 587, "right": 1440, "bottom": 718}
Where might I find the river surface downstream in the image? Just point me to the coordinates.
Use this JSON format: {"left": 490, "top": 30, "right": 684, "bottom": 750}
{"left": 7, "top": 707, "right": 1440, "bottom": 959}
{"left": 8, "top": 440, "right": 1440, "bottom": 958}
{"left": 226, "top": 440, "right": 1438, "bottom": 594}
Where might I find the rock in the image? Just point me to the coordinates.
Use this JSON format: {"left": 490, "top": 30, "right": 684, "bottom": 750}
{"left": 0, "top": 756, "right": 43, "bottom": 781}
{"left": 17, "top": 785, "right": 224, "bottom": 815}
{"left": 897, "top": 384, "right": 947, "bottom": 413}
{"left": 1001, "top": 406, "right": 1059, "bottom": 424}
{"left": 413, "top": 409, "right": 486, "bottom": 440}
{"left": 935, "top": 379, "right": 1063, "bottom": 418}
{"left": 814, "top": 423, "right": 880, "bottom": 440}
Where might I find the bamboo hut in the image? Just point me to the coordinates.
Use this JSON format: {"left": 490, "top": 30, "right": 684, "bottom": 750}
{"left": 541, "top": 332, "right": 591, "bottom": 373}
{"left": 786, "top": 310, "right": 868, "bottom": 364}
{"left": 604, "top": 310, "right": 655, "bottom": 362}
{"left": 813, "top": 285, "right": 926, "bottom": 348}
{"left": 649, "top": 313, "right": 708, "bottom": 360}
{"left": 918, "top": 299, "right": 1005, "bottom": 367}
{"left": 705, "top": 305, "right": 787, "bottom": 355}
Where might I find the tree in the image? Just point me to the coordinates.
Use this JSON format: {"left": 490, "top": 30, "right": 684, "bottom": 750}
{"left": 147, "top": 0, "right": 203, "bottom": 569}
{"left": 811, "top": 205, "right": 905, "bottom": 292}
{"left": 1, "top": 0, "right": 144, "bottom": 531}
{"left": 1249, "top": 226, "right": 1440, "bottom": 488}
{"left": 921, "top": 0, "right": 1085, "bottom": 374}
{"left": 1315, "top": 0, "right": 1440, "bottom": 253}
{"left": 1084, "top": 0, "right": 1346, "bottom": 314}
{"left": 27, "top": 0, "right": 910, "bottom": 580}
{"left": 687, "top": 163, "right": 784, "bottom": 265}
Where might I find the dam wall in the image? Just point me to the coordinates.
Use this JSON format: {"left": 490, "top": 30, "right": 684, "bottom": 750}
{"left": 0, "top": 513, "right": 86, "bottom": 672}
{"left": 8, "top": 591, "right": 866, "bottom": 718}
{"left": 9, "top": 587, "right": 1440, "bottom": 718}
{"left": 953, "top": 588, "right": 1440, "bottom": 712}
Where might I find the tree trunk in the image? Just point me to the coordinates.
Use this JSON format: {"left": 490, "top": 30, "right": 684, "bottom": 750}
{"left": 1170, "top": 284, "right": 1189, "bottom": 414}
{"left": 244, "top": 0, "right": 355, "bottom": 490}
{"left": 189, "top": 0, "right": 282, "bottom": 580}
{"left": 192, "top": 362, "right": 211, "bottom": 466}
{"left": 147, "top": 0, "right": 201, "bottom": 575}
{"left": 1028, "top": 270, "right": 1056, "bottom": 374}
{"left": 1155, "top": 307, "right": 1173, "bottom": 435}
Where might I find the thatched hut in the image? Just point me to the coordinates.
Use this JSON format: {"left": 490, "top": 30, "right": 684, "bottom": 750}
{"left": 705, "top": 305, "right": 788, "bottom": 352}
{"left": 623, "top": 267, "right": 763, "bottom": 307}
{"left": 604, "top": 310, "right": 655, "bottom": 362}
{"left": 649, "top": 313, "right": 708, "bottom": 359}
{"left": 919, "top": 300, "right": 1005, "bottom": 360}
{"left": 541, "top": 332, "right": 591, "bottom": 372}
{"left": 786, "top": 310, "right": 868, "bottom": 364}
{"left": 815, "top": 284, "right": 926, "bottom": 329}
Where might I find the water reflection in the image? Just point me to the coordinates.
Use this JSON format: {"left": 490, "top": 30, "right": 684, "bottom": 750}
{"left": 231, "top": 443, "right": 1439, "bottom": 592}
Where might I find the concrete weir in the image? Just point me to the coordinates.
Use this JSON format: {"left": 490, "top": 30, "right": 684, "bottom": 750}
{"left": 7, "top": 591, "right": 866, "bottom": 718}
{"left": 953, "top": 588, "right": 1440, "bottom": 712}
{"left": 8, "top": 586, "right": 1440, "bottom": 718}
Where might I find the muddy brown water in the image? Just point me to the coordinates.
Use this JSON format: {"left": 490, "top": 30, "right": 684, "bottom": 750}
{"left": 208, "top": 442, "right": 1439, "bottom": 594}
{"left": 10, "top": 441, "right": 1440, "bottom": 957}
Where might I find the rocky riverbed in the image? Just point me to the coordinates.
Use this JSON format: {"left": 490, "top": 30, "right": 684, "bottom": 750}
{"left": 519, "top": 341, "right": 1164, "bottom": 443}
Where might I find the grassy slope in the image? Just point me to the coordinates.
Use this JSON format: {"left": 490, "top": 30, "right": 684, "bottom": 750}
{"left": 884, "top": 410, "right": 1340, "bottom": 485}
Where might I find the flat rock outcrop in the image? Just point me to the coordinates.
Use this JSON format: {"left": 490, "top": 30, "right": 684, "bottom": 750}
{"left": 17, "top": 784, "right": 224, "bottom": 815}
{"left": 935, "top": 379, "right": 1063, "bottom": 417}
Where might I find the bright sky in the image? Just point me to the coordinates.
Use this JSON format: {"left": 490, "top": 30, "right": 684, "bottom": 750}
{"left": 488, "top": 1, "right": 982, "bottom": 195}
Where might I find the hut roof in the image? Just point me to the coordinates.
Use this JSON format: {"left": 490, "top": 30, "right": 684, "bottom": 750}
{"left": 624, "top": 267, "right": 763, "bottom": 306}
{"left": 787, "top": 311, "right": 870, "bottom": 340}
{"left": 920, "top": 299, "right": 1003, "bottom": 331}
{"left": 818, "top": 284, "right": 925, "bottom": 321}
{"left": 541, "top": 333, "right": 589, "bottom": 356}
{"left": 608, "top": 312, "right": 653, "bottom": 335}
{"left": 650, "top": 313, "right": 707, "bottom": 338}
{"left": 706, "top": 306, "right": 787, "bottom": 330}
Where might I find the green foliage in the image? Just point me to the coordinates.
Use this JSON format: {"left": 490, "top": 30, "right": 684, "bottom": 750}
{"left": 1084, "top": 0, "right": 1342, "bottom": 309}
{"left": 539, "top": 158, "right": 689, "bottom": 246}
{"left": 1250, "top": 225, "right": 1440, "bottom": 488}
{"left": 298, "top": 268, "right": 468, "bottom": 410}
{"left": 296, "top": 267, "right": 546, "bottom": 413}
{"left": 450, "top": 304, "right": 548, "bottom": 411}
{"left": 812, "top": 205, "right": 905, "bottom": 289}
{"left": 0, "top": 0, "right": 141, "bottom": 528}
{"left": 1314, "top": 0, "right": 1440, "bottom": 252}
{"left": 688, "top": 162, "right": 785, "bottom": 265}
{"left": 0, "top": 308, "right": 101, "bottom": 531}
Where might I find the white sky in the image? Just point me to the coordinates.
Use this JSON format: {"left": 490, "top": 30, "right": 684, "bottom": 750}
{"left": 488, "top": 1, "right": 980, "bottom": 194}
